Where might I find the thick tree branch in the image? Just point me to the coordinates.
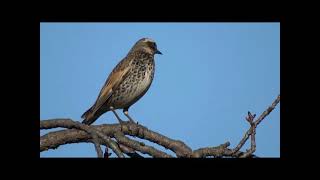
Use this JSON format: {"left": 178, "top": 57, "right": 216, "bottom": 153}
{"left": 40, "top": 94, "right": 280, "bottom": 158}
{"left": 193, "top": 142, "right": 231, "bottom": 158}
{"left": 114, "top": 131, "right": 173, "bottom": 158}
{"left": 40, "top": 119, "right": 124, "bottom": 158}
{"left": 117, "top": 144, "right": 144, "bottom": 158}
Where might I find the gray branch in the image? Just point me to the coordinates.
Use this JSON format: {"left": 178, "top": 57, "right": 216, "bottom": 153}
{"left": 40, "top": 94, "right": 280, "bottom": 158}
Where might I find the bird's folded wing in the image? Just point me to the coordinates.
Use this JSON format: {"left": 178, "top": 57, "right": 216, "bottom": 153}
{"left": 90, "top": 64, "right": 131, "bottom": 115}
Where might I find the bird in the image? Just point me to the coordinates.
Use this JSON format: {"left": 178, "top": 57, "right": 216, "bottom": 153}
{"left": 81, "top": 38, "right": 162, "bottom": 125}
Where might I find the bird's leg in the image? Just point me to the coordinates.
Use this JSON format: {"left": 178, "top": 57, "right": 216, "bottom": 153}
{"left": 110, "top": 106, "right": 125, "bottom": 124}
{"left": 123, "top": 108, "right": 137, "bottom": 124}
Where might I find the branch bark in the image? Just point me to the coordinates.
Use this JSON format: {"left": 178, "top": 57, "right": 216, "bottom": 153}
{"left": 40, "top": 94, "right": 280, "bottom": 158}
{"left": 40, "top": 119, "right": 124, "bottom": 158}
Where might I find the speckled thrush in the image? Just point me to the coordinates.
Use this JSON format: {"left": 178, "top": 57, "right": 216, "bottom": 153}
{"left": 81, "top": 38, "right": 162, "bottom": 125}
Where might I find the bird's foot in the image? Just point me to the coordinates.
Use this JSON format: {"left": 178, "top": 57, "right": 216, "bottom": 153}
{"left": 123, "top": 110, "right": 138, "bottom": 124}
{"left": 110, "top": 106, "right": 126, "bottom": 124}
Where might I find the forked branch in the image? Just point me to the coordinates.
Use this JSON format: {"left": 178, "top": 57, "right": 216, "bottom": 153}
{"left": 40, "top": 94, "right": 280, "bottom": 158}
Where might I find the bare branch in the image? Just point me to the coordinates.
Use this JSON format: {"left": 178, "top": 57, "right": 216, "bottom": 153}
{"left": 255, "top": 94, "right": 280, "bottom": 126}
{"left": 40, "top": 119, "right": 124, "bottom": 158}
{"left": 40, "top": 95, "right": 280, "bottom": 158}
{"left": 118, "top": 122, "right": 193, "bottom": 157}
{"left": 193, "top": 142, "right": 231, "bottom": 158}
{"left": 239, "top": 127, "right": 256, "bottom": 158}
{"left": 118, "top": 144, "right": 144, "bottom": 158}
{"left": 92, "top": 134, "right": 103, "bottom": 158}
{"left": 231, "top": 94, "right": 280, "bottom": 156}
{"left": 114, "top": 131, "right": 173, "bottom": 158}
{"left": 104, "top": 146, "right": 111, "bottom": 158}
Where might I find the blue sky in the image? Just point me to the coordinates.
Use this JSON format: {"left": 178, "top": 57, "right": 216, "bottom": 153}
{"left": 40, "top": 23, "right": 280, "bottom": 157}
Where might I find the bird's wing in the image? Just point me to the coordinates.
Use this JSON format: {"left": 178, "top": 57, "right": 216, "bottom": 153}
{"left": 90, "top": 58, "right": 131, "bottom": 115}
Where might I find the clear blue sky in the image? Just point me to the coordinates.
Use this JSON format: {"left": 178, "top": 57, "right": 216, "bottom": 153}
{"left": 40, "top": 23, "right": 280, "bottom": 157}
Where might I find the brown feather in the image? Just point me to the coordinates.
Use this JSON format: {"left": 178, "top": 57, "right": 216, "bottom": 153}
{"left": 89, "top": 57, "right": 131, "bottom": 116}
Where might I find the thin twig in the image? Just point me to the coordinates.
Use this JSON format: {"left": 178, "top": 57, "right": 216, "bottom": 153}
{"left": 92, "top": 134, "right": 103, "bottom": 158}
{"left": 239, "top": 127, "right": 256, "bottom": 158}
{"left": 255, "top": 94, "right": 280, "bottom": 126}
{"left": 231, "top": 94, "right": 280, "bottom": 156}
{"left": 104, "top": 146, "right": 111, "bottom": 158}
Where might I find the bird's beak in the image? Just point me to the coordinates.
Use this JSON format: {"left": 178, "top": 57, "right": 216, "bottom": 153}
{"left": 155, "top": 49, "right": 162, "bottom": 55}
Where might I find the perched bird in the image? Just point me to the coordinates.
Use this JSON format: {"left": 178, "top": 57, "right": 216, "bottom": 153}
{"left": 81, "top": 38, "right": 162, "bottom": 125}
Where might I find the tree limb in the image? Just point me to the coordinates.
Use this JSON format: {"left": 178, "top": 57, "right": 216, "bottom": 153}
{"left": 114, "top": 131, "right": 173, "bottom": 158}
{"left": 231, "top": 94, "right": 280, "bottom": 156}
{"left": 40, "top": 119, "right": 124, "bottom": 158}
{"left": 40, "top": 94, "right": 280, "bottom": 158}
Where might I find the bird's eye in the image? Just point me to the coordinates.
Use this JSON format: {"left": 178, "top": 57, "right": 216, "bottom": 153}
{"left": 147, "top": 42, "right": 155, "bottom": 49}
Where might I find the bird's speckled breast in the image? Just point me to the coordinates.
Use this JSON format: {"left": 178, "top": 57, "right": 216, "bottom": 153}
{"left": 109, "top": 55, "right": 155, "bottom": 109}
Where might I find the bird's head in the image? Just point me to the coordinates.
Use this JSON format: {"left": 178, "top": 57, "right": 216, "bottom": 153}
{"left": 131, "top": 38, "right": 162, "bottom": 55}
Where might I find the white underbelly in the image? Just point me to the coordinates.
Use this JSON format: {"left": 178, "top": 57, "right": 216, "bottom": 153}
{"left": 126, "top": 70, "right": 153, "bottom": 104}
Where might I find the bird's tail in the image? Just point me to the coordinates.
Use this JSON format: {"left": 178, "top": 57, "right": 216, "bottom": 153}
{"left": 81, "top": 107, "right": 98, "bottom": 125}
